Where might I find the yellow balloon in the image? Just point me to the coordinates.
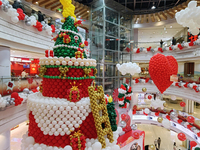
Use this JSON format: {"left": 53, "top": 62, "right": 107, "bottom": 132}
{"left": 163, "top": 102, "right": 167, "bottom": 107}
{"left": 157, "top": 117, "right": 163, "bottom": 123}
{"left": 142, "top": 87, "right": 147, "bottom": 92}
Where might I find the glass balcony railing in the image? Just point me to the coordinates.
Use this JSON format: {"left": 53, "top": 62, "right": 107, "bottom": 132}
{"left": 0, "top": 76, "right": 42, "bottom": 97}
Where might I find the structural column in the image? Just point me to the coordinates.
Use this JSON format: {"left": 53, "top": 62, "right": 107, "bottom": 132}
{"left": 131, "top": 93, "right": 138, "bottom": 107}
{"left": 0, "top": 46, "right": 10, "bottom": 77}
{"left": 0, "top": 130, "right": 10, "bottom": 150}
{"left": 183, "top": 99, "right": 194, "bottom": 114}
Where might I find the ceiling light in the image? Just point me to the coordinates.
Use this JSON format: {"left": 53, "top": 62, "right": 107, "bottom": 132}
{"left": 87, "top": 11, "right": 89, "bottom": 13}
{"left": 170, "top": 26, "right": 172, "bottom": 28}
{"left": 165, "top": 31, "right": 167, "bottom": 33}
{"left": 35, "top": 2, "right": 38, "bottom": 4}
{"left": 175, "top": 10, "right": 177, "bottom": 12}
{"left": 78, "top": 16, "right": 81, "bottom": 18}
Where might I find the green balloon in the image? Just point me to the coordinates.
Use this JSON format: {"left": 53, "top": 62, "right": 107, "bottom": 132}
{"left": 195, "top": 148, "right": 200, "bottom": 150}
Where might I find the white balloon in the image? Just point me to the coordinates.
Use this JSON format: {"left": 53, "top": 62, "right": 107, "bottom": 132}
{"left": 92, "top": 142, "right": 102, "bottom": 150}
{"left": 188, "top": 1, "right": 197, "bottom": 9}
{"left": 11, "top": 16, "right": 19, "bottom": 23}
{"left": 64, "top": 145, "right": 72, "bottom": 150}
{"left": 144, "top": 108, "right": 150, "bottom": 114}
{"left": 191, "top": 28, "right": 199, "bottom": 35}
{"left": 162, "top": 119, "right": 171, "bottom": 129}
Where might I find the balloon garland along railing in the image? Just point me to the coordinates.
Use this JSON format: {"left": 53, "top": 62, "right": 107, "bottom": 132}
{"left": 133, "top": 36, "right": 200, "bottom": 54}
{"left": 132, "top": 78, "right": 200, "bottom": 93}
{"left": 0, "top": 0, "right": 56, "bottom": 35}
{"left": 132, "top": 106, "right": 200, "bottom": 140}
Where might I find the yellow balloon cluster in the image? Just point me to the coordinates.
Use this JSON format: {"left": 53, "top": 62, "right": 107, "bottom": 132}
{"left": 60, "top": 0, "right": 76, "bottom": 18}
{"left": 88, "top": 86, "right": 114, "bottom": 148}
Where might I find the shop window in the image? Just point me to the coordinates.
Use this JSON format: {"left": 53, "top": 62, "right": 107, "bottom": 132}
{"left": 184, "top": 62, "right": 194, "bottom": 77}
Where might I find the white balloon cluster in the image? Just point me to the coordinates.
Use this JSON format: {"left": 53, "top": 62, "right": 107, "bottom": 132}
{"left": 41, "top": 21, "right": 53, "bottom": 35}
{"left": 161, "top": 119, "right": 171, "bottom": 129}
{"left": 175, "top": 1, "right": 200, "bottom": 35}
{"left": 0, "top": 94, "right": 7, "bottom": 108}
{"left": 21, "top": 127, "right": 122, "bottom": 150}
{"left": 27, "top": 93, "right": 91, "bottom": 136}
{"left": 27, "top": 16, "right": 37, "bottom": 26}
{"left": 116, "top": 62, "right": 141, "bottom": 76}
{"left": 7, "top": 6, "right": 19, "bottom": 23}
{"left": 39, "top": 57, "right": 97, "bottom": 67}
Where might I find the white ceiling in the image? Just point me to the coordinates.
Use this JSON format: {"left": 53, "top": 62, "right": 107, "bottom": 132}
{"left": 138, "top": 22, "right": 185, "bottom": 43}
{"left": 10, "top": 49, "right": 44, "bottom": 59}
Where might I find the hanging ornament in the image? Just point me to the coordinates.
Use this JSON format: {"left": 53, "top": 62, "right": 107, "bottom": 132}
{"left": 74, "top": 35, "right": 79, "bottom": 43}
{"left": 180, "top": 101, "right": 186, "bottom": 107}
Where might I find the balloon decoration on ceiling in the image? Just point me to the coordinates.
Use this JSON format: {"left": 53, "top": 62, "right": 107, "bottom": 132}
{"left": 175, "top": 1, "right": 200, "bottom": 35}
{"left": 149, "top": 53, "right": 178, "bottom": 94}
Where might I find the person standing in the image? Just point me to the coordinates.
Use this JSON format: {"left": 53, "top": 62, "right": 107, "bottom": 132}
{"left": 38, "top": 11, "right": 44, "bottom": 22}
{"left": 160, "top": 40, "right": 163, "bottom": 48}
{"left": 157, "top": 137, "right": 161, "bottom": 149}
{"left": 173, "top": 142, "right": 177, "bottom": 150}
{"left": 172, "top": 37, "right": 176, "bottom": 45}
{"left": 21, "top": 69, "right": 28, "bottom": 79}
{"left": 31, "top": 9, "right": 38, "bottom": 20}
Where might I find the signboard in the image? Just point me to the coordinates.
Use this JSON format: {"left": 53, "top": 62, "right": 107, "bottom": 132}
{"left": 30, "top": 64, "right": 37, "bottom": 74}
{"left": 170, "top": 75, "right": 178, "bottom": 82}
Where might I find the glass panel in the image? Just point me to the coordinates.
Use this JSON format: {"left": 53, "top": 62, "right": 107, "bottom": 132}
{"left": 91, "top": 34, "right": 103, "bottom": 51}
{"left": 105, "top": 36, "right": 118, "bottom": 50}
{"left": 105, "top": 8, "right": 118, "bottom": 24}
{"left": 120, "top": 27, "right": 131, "bottom": 41}
{"left": 92, "top": 8, "right": 103, "bottom": 22}
{"left": 105, "top": 78, "right": 113, "bottom": 95}
{"left": 104, "top": 50, "right": 119, "bottom": 63}
{"left": 119, "top": 52, "right": 131, "bottom": 63}
{"left": 105, "top": 21, "right": 118, "bottom": 37}
{"left": 95, "top": 77, "right": 103, "bottom": 86}
{"left": 91, "top": 0, "right": 104, "bottom": 9}
{"left": 104, "top": 64, "right": 117, "bottom": 77}
{"left": 120, "top": 14, "right": 132, "bottom": 29}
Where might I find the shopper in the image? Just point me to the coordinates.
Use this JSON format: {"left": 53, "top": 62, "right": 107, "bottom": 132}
{"left": 172, "top": 37, "right": 176, "bottom": 45}
{"left": 21, "top": 69, "right": 28, "bottom": 79}
{"left": 157, "top": 137, "right": 161, "bottom": 149}
{"left": 38, "top": 11, "right": 44, "bottom": 22}
{"left": 173, "top": 142, "right": 177, "bottom": 150}
{"left": 31, "top": 9, "right": 38, "bottom": 20}
{"left": 154, "top": 139, "right": 158, "bottom": 148}
{"left": 160, "top": 40, "right": 163, "bottom": 48}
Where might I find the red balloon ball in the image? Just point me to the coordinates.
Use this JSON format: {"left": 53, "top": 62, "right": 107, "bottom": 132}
{"left": 178, "top": 133, "right": 186, "bottom": 141}
{"left": 11, "top": 92, "right": 19, "bottom": 99}
{"left": 133, "top": 132, "right": 140, "bottom": 139}
{"left": 180, "top": 102, "right": 186, "bottom": 107}
{"left": 187, "top": 116, "right": 195, "bottom": 124}
{"left": 190, "top": 141, "right": 197, "bottom": 148}
{"left": 148, "top": 95, "right": 152, "bottom": 100}
{"left": 121, "top": 114, "right": 126, "bottom": 120}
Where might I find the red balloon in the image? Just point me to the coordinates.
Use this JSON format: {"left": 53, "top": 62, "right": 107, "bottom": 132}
{"left": 121, "top": 114, "right": 126, "bottom": 120}
{"left": 148, "top": 95, "right": 152, "bottom": 100}
{"left": 149, "top": 54, "right": 178, "bottom": 94}
{"left": 11, "top": 92, "right": 19, "bottom": 99}
{"left": 190, "top": 141, "right": 197, "bottom": 148}
{"left": 187, "top": 116, "right": 195, "bottom": 123}
{"left": 133, "top": 132, "right": 140, "bottom": 139}
{"left": 180, "top": 102, "right": 186, "bottom": 107}
{"left": 178, "top": 133, "right": 186, "bottom": 141}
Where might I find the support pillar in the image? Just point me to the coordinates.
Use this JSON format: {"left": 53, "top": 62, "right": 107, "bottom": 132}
{"left": 183, "top": 99, "right": 194, "bottom": 114}
{"left": 0, "top": 130, "right": 10, "bottom": 150}
{"left": 0, "top": 46, "right": 10, "bottom": 77}
{"left": 131, "top": 93, "right": 138, "bottom": 106}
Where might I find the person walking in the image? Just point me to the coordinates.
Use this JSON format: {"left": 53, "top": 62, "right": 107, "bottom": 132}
{"left": 160, "top": 40, "right": 163, "bottom": 48}
{"left": 154, "top": 139, "right": 158, "bottom": 148}
{"left": 173, "top": 142, "right": 177, "bottom": 150}
{"left": 172, "top": 37, "right": 176, "bottom": 45}
{"left": 157, "top": 137, "right": 161, "bottom": 149}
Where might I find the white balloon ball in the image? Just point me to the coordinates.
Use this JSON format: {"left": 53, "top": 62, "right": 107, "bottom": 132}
{"left": 62, "top": 61, "right": 67, "bottom": 65}
{"left": 92, "top": 142, "right": 102, "bottom": 150}
{"left": 59, "top": 57, "right": 64, "bottom": 62}
{"left": 56, "top": 60, "right": 60, "bottom": 65}
{"left": 68, "top": 61, "right": 73, "bottom": 66}
{"left": 111, "top": 145, "right": 120, "bottom": 150}
{"left": 188, "top": 1, "right": 197, "bottom": 9}
{"left": 64, "top": 145, "right": 72, "bottom": 150}
{"left": 25, "top": 137, "right": 35, "bottom": 145}
{"left": 11, "top": 16, "right": 19, "bottom": 23}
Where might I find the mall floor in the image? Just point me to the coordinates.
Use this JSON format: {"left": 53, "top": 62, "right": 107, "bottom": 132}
{"left": 11, "top": 122, "right": 187, "bottom": 150}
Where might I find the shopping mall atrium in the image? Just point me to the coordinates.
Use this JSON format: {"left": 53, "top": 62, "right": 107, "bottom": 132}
{"left": 1, "top": 0, "right": 200, "bottom": 149}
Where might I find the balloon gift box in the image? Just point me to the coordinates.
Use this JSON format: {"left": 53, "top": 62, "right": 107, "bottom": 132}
{"left": 117, "top": 130, "right": 145, "bottom": 150}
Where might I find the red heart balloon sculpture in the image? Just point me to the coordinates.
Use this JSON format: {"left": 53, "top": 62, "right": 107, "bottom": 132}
{"left": 149, "top": 53, "right": 178, "bottom": 93}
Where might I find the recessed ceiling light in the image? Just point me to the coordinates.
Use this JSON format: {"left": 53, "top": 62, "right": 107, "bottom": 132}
{"left": 87, "top": 11, "right": 89, "bottom": 13}
{"left": 170, "top": 26, "right": 172, "bottom": 28}
{"left": 78, "top": 16, "right": 81, "bottom": 18}
{"left": 35, "top": 2, "right": 38, "bottom": 4}
{"left": 175, "top": 10, "right": 177, "bottom": 12}
{"left": 151, "top": 6, "right": 156, "bottom": 9}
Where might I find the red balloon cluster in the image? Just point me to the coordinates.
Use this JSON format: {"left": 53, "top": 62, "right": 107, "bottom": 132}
{"left": 177, "top": 132, "right": 186, "bottom": 141}
{"left": 177, "top": 119, "right": 182, "bottom": 124}
{"left": 11, "top": 92, "right": 23, "bottom": 106}
{"left": 180, "top": 101, "right": 186, "bottom": 107}
{"left": 178, "top": 44, "right": 183, "bottom": 50}
{"left": 0, "top": 1, "right": 2, "bottom": 6}
{"left": 149, "top": 53, "right": 178, "bottom": 94}
{"left": 133, "top": 132, "right": 140, "bottom": 139}
{"left": 166, "top": 115, "right": 171, "bottom": 121}
{"left": 187, "top": 116, "right": 195, "bottom": 124}
{"left": 70, "top": 134, "right": 86, "bottom": 150}
{"left": 190, "top": 141, "right": 197, "bottom": 149}
{"left": 45, "top": 50, "right": 54, "bottom": 57}
{"left": 147, "top": 46, "right": 151, "bottom": 51}
{"left": 17, "top": 8, "right": 25, "bottom": 20}
{"left": 28, "top": 112, "right": 97, "bottom": 148}
{"left": 51, "top": 25, "right": 55, "bottom": 33}
{"left": 84, "top": 41, "right": 89, "bottom": 46}
{"left": 121, "top": 114, "right": 127, "bottom": 120}
{"left": 158, "top": 47, "right": 163, "bottom": 53}
{"left": 189, "top": 41, "right": 194, "bottom": 46}
{"left": 147, "top": 95, "right": 152, "bottom": 100}
{"left": 33, "top": 21, "right": 43, "bottom": 32}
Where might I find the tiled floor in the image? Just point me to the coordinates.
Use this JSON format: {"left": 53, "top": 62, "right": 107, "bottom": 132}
{"left": 10, "top": 122, "right": 28, "bottom": 150}
{"left": 137, "top": 124, "right": 187, "bottom": 150}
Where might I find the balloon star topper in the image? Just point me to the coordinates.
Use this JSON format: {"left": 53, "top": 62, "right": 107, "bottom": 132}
{"left": 60, "top": 0, "right": 76, "bottom": 19}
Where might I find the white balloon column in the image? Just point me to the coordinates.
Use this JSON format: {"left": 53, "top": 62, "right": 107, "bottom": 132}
{"left": 175, "top": 1, "right": 200, "bottom": 35}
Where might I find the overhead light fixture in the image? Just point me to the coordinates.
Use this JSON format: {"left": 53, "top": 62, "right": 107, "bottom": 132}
{"left": 151, "top": 3, "right": 156, "bottom": 9}
{"left": 35, "top": 2, "right": 38, "bottom": 4}
{"left": 87, "top": 11, "right": 89, "bottom": 13}
{"left": 175, "top": 10, "right": 177, "bottom": 12}
{"left": 170, "top": 26, "right": 172, "bottom": 28}
{"left": 165, "top": 31, "right": 167, "bottom": 33}
{"left": 78, "top": 16, "right": 81, "bottom": 18}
